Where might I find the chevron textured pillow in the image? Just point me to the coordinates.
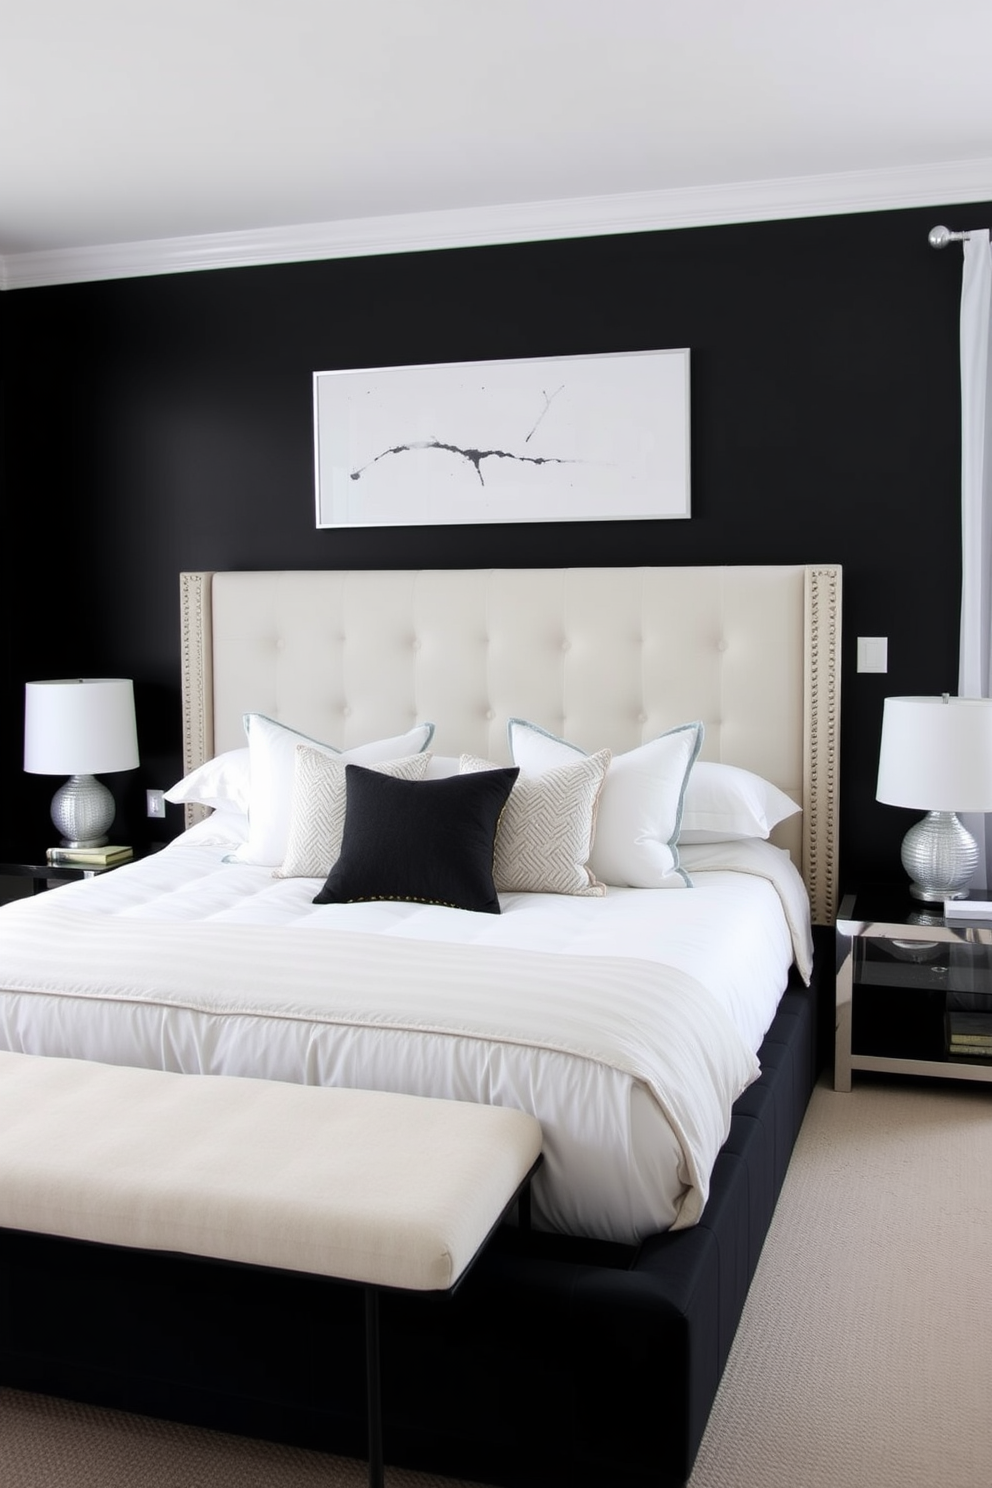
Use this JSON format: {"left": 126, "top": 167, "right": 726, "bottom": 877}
{"left": 277, "top": 745, "right": 431, "bottom": 878}
{"left": 460, "top": 750, "right": 611, "bottom": 897}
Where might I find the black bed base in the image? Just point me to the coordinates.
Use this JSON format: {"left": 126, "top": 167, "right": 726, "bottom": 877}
{"left": 0, "top": 939, "right": 827, "bottom": 1488}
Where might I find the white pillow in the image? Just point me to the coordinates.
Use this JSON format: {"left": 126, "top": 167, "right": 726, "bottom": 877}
{"left": 507, "top": 718, "right": 703, "bottom": 888}
{"left": 276, "top": 746, "right": 432, "bottom": 878}
{"left": 460, "top": 750, "right": 610, "bottom": 896}
{"left": 424, "top": 755, "right": 462, "bottom": 779}
{"left": 679, "top": 761, "right": 800, "bottom": 843}
{"left": 232, "top": 713, "right": 435, "bottom": 866}
{"left": 164, "top": 748, "right": 250, "bottom": 814}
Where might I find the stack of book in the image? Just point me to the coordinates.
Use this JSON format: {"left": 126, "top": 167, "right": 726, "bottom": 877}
{"left": 947, "top": 1010, "right": 992, "bottom": 1062}
{"left": 46, "top": 844, "right": 133, "bottom": 868}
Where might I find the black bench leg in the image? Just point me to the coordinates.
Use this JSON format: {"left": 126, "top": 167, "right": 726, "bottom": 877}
{"left": 365, "top": 1288, "right": 384, "bottom": 1488}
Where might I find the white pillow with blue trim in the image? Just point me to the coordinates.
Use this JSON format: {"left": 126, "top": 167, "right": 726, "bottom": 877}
{"left": 508, "top": 718, "right": 703, "bottom": 888}
{"left": 232, "top": 713, "right": 435, "bottom": 866}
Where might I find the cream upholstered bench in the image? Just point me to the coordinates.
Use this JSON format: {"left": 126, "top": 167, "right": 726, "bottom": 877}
{"left": 0, "top": 1050, "right": 543, "bottom": 1488}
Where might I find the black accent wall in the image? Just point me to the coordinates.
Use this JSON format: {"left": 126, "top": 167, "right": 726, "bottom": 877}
{"left": 0, "top": 201, "right": 980, "bottom": 880}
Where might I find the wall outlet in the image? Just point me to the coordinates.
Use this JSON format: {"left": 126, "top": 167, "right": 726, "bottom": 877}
{"left": 146, "top": 789, "right": 166, "bottom": 818}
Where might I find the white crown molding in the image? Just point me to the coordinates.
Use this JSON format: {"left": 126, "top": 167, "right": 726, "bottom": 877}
{"left": 3, "top": 156, "right": 992, "bottom": 292}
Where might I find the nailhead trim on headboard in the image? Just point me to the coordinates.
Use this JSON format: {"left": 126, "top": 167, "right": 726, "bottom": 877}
{"left": 803, "top": 566, "right": 842, "bottom": 925}
{"left": 179, "top": 569, "right": 214, "bottom": 829}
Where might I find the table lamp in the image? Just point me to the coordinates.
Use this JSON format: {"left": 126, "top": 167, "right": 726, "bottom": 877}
{"left": 876, "top": 694, "right": 992, "bottom": 901}
{"left": 24, "top": 678, "right": 140, "bottom": 847}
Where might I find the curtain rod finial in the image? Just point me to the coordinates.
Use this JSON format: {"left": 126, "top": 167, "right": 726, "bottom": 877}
{"left": 929, "top": 225, "right": 952, "bottom": 249}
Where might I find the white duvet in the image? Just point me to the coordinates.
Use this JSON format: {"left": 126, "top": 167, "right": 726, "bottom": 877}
{"left": 0, "top": 821, "right": 812, "bottom": 1243}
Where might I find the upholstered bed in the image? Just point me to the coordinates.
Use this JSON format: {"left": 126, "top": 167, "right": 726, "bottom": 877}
{"left": 0, "top": 565, "right": 840, "bottom": 1488}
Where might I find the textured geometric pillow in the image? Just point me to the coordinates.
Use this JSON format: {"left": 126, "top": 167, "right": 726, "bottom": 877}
{"left": 507, "top": 718, "right": 702, "bottom": 888}
{"left": 313, "top": 764, "right": 518, "bottom": 914}
{"left": 276, "top": 746, "right": 432, "bottom": 878}
{"left": 460, "top": 750, "right": 611, "bottom": 896}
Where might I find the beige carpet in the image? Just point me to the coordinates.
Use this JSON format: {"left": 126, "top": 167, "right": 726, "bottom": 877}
{"left": 2, "top": 1075, "right": 990, "bottom": 1488}
{"left": 688, "top": 1075, "right": 992, "bottom": 1488}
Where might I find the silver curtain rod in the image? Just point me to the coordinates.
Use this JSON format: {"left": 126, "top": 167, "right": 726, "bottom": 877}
{"left": 929, "top": 225, "right": 980, "bottom": 248}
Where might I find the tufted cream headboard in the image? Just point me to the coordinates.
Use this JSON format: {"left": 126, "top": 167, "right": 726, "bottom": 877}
{"left": 180, "top": 566, "right": 841, "bottom": 923}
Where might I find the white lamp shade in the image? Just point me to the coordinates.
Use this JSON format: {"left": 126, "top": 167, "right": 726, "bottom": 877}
{"left": 24, "top": 678, "right": 140, "bottom": 776}
{"left": 876, "top": 696, "right": 992, "bottom": 812}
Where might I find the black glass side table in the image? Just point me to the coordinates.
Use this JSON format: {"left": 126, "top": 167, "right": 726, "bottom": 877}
{"left": 836, "top": 886, "right": 992, "bottom": 1090}
{"left": 0, "top": 848, "right": 142, "bottom": 896}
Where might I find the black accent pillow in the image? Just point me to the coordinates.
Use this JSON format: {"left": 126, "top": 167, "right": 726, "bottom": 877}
{"left": 313, "top": 763, "right": 519, "bottom": 914}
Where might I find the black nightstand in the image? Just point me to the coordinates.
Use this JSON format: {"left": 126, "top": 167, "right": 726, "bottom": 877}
{"left": 0, "top": 848, "right": 142, "bottom": 895}
{"left": 835, "top": 887, "right": 992, "bottom": 1090}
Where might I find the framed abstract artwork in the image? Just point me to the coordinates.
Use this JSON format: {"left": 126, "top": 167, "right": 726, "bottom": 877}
{"left": 313, "top": 348, "right": 690, "bottom": 528}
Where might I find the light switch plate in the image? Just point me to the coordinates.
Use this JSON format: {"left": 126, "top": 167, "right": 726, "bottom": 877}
{"left": 857, "top": 637, "right": 888, "bottom": 673}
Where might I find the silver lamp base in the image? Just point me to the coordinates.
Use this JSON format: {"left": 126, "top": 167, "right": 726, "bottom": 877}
{"left": 50, "top": 774, "right": 116, "bottom": 848}
{"left": 901, "top": 810, "right": 978, "bottom": 901}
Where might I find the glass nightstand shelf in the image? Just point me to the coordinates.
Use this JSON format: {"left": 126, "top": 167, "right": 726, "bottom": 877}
{"left": 0, "top": 847, "right": 143, "bottom": 896}
{"left": 835, "top": 888, "right": 992, "bottom": 1091}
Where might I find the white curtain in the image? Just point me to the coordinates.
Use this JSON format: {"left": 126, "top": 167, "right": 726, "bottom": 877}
{"left": 958, "top": 229, "right": 992, "bottom": 888}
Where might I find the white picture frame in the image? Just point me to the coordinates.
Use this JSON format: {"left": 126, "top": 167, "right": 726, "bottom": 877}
{"left": 313, "top": 348, "right": 690, "bottom": 528}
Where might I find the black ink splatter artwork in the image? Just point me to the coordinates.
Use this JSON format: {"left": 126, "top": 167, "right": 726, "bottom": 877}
{"left": 523, "top": 385, "right": 565, "bottom": 443}
{"left": 350, "top": 386, "right": 576, "bottom": 488}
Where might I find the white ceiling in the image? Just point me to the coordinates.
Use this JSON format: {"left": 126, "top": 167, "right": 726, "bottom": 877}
{"left": 3, "top": 0, "right": 992, "bottom": 285}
